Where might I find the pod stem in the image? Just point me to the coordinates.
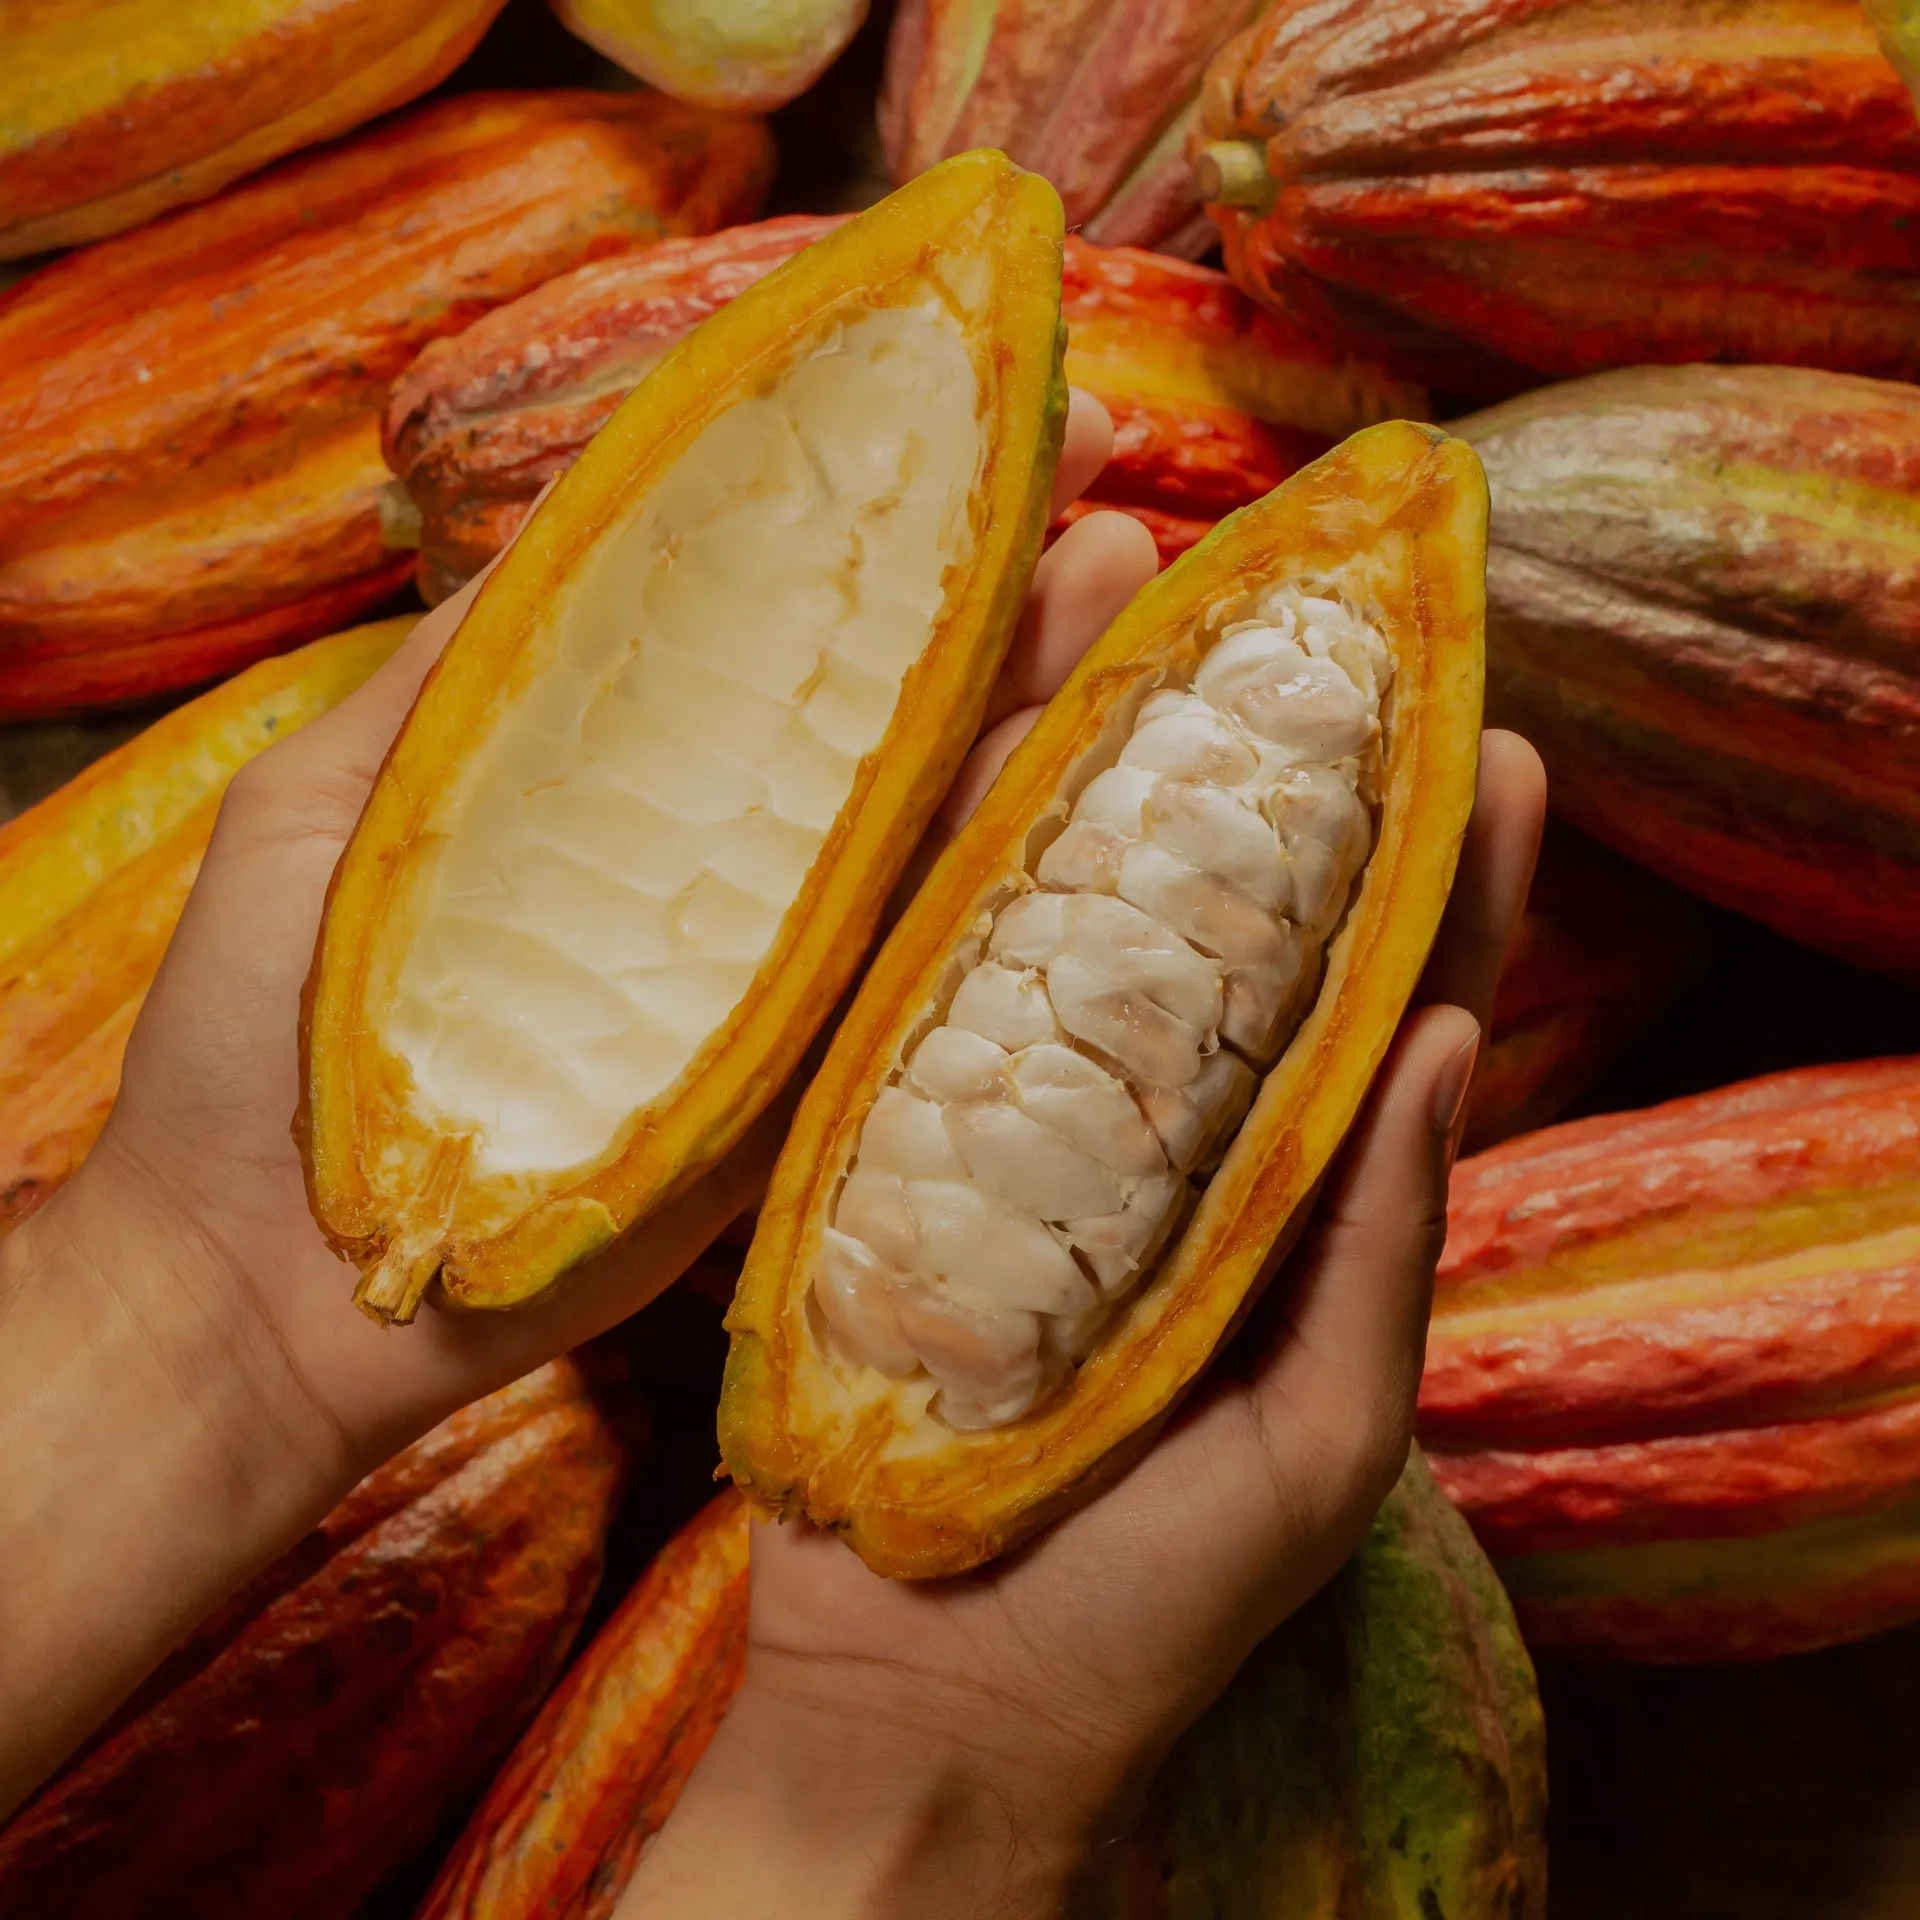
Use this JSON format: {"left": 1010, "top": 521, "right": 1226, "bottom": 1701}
{"left": 353, "top": 1138, "right": 466, "bottom": 1327}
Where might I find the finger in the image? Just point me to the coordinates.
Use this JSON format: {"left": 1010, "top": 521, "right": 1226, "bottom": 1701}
{"left": 1051, "top": 387, "right": 1115, "bottom": 521}
{"left": 1245, "top": 1001, "right": 1482, "bottom": 1502}
{"left": 1413, "top": 729, "right": 1545, "bottom": 1031}
{"left": 984, "top": 508, "right": 1158, "bottom": 728}
{"left": 938, "top": 707, "right": 1039, "bottom": 837}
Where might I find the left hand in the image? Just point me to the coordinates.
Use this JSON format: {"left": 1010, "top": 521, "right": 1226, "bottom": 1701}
{"left": 0, "top": 391, "right": 1145, "bottom": 1815}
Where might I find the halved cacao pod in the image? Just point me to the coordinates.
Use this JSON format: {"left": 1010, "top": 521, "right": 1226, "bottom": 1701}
{"left": 0, "top": 617, "right": 414, "bottom": 1232}
{"left": 1421, "top": 1058, "right": 1920, "bottom": 1662}
{"left": 417, "top": 1490, "right": 750, "bottom": 1920}
{"left": 721, "top": 420, "right": 1485, "bottom": 1577}
{"left": 303, "top": 152, "right": 1069, "bottom": 1326}
{"left": 551, "top": 0, "right": 871, "bottom": 111}
{"left": 1200, "top": 0, "right": 1920, "bottom": 391}
{"left": 1457, "top": 364, "right": 1920, "bottom": 983}
{"left": 1123, "top": 1450, "right": 1546, "bottom": 1920}
{"left": 0, "top": 90, "right": 772, "bottom": 720}
{"left": 0, "top": 1359, "right": 627, "bottom": 1920}
{"left": 1465, "top": 826, "right": 1715, "bottom": 1155}
{"left": 882, "top": 0, "right": 1268, "bottom": 254}
{"left": 0, "top": 0, "right": 510, "bottom": 260}
{"left": 384, "top": 216, "right": 1423, "bottom": 600}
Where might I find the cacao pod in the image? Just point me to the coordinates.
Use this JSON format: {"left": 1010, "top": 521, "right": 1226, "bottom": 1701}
{"left": 302, "top": 152, "right": 1069, "bottom": 1325}
{"left": 419, "top": 1454, "right": 1543, "bottom": 1919}
{"left": 417, "top": 1490, "right": 750, "bottom": 1920}
{"left": 1421, "top": 1057, "right": 1920, "bottom": 1662}
{"left": 0, "top": 0, "right": 511, "bottom": 260}
{"left": 0, "top": 616, "right": 415, "bottom": 1232}
{"left": 881, "top": 0, "right": 1268, "bottom": 254}
{"left": 550, "top": 0, "right": 871, "bottom": 110}
{"left": 722, "top": 421, "right": 1485, "bottom": 1576}
{"left": 1868, "top": 0, "right": 1920, "bottom": 105}
{"left": 1466, "top": 826, "right": 1715, "bottom": 1156}
{"left": 1457, "top": 364, "right": 1920, "bottom": 983}
{"left": 0, "top": 89, "right": 773, "bottom": 720}
{"left": 1199, "top": 0, "right": 1920, "bottom": 392}
{"left": 0, "top": 1359, "right": 627, "bottom": 1918}
{"left": 383, "top": 216, "right": 1423, "bottom": 600}
{"left": 1125, "top": 1449, "right": 1546, "bottom": 1920}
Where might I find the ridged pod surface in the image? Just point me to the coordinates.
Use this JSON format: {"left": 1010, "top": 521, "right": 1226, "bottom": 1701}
{"left": 417, "top": 1491, "right": 750, "bottom": 1920}
{"left": 1455, "top": 364, "right": 1920, "bottom": 983}
{"left": 1466, "top": 827, "right": 1714, "bottom": 1155}
{"left": 1421, "top": 1059, "right": 1920, "bottom": 1662}
{"left": 0, "top": 1360, "right": 626, "bottom": 1920}
{"left": 0, "top": 617, "right": 414, "bottom": 1232}
{"left": 303, "top": 153, "right": 1069, "bottom": 1325}
{"left": 1199, "top": 0, "right": 1920, "bottom": 390}
{"left": 1122, "top": 1451, "right": 1546, "bottom": 1920}
{"left": 0, "top": 90, "right": 772, "bottom": 719}
{"left": 550, "top": 0, "right": 871, "bottom": 110}
{"left": 0, "top": 0, "right": 511, "bottom": 259}
{"left": 383, "top": 217, "right": 1423, "bottom": 600}
{"left": 881, "top": 0, "right": 1268, "bottom": 254}
{"left": 721, "top": 421, "right": 1484, "bottom": 1577}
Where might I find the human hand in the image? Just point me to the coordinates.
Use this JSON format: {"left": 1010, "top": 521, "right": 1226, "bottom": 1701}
{"left": 0, "top": 391, "right": 1143, "bottom": 1814}
{"left": 622, "top": 740, "right": 1546, "bottom": 1917}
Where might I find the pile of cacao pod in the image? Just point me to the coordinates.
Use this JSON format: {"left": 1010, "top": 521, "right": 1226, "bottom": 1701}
{"left": 4, "top": 0, "right": 1919, "bottom": 1912}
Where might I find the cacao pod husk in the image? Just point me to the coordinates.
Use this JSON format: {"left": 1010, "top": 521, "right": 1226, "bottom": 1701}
{"left": 0, "top": 1359, "right": 628, "bottom": 1919}
{"left": 0, "top": 0, "right": 511, "bottom": 259}
{"left": 881, "top": 0, "right": 1268, "bottom": 254}
{"left": 0, "top": 616, "right": 415, "bottom": 1232}
{"left": 384, "top": 216, "right": 1424, "bottom": 599}
{"left": 303, "top": 152, "right": 1070, "bottom": 1325}
{"left": 721, "top": 421, "right": 1485, "bottom": 1577}
{"left": 0, "top": 89, "right": 773, "bottom": 719}
{"left": 417, "top": 1454, "right": 1543, "bottom": 1919}
{"left": 550, "top": 0, "right": 871, "bottom": 111}
{"left": 1457, "top": 363, "right": 1920, "bottom": 983}
{"left": 417, "top": 1489, "right": 750, "bottom": 1920}
{"left": 1200, "top": 0, "right": 1920, "bottom": 393}
{"left": 1466, "top": 826, "right": 1715, "bottom": 1155}
{"left": 1421, "top": 1057, "right": 1920, "bottom": 1662}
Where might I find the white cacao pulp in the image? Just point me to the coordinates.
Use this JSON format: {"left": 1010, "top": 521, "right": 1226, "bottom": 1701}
{"left": 813, "top": 584, "right": 1390, "bottom": 1427}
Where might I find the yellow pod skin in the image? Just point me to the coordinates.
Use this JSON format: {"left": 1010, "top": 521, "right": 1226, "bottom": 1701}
{"left": 720, "top": 422, "right": 1486, "bottom": 1577}
{"left": 300, "top": 152, "right": 1068, "bottom": 1326}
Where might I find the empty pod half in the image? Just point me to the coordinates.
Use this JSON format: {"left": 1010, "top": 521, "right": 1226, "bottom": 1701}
{"left": 721, "top": 421, "right": 1485, "bottom": 1576}
{"left": 301, "top": 152, "right": 1068, "bottom": 1323}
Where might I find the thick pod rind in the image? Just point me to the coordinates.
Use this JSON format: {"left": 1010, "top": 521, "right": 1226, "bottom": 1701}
{"left": 302, "top": 152, "right": 1068, "bottom": 1323}
{"left": 720, "top": 420, "right": 1484, "bottom": 1577}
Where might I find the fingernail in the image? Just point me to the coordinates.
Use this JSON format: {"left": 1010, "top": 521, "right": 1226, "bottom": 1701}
{"left": 1431, "top": 1024, "right": 1481, "bottom": 1139}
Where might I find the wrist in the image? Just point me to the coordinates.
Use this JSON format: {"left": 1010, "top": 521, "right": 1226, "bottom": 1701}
{"left": 623, "top": 1670, "right": 1120, "bottom": 1919}
{"left": 0, "top": 1155, "right": 351, "bottom": 1814}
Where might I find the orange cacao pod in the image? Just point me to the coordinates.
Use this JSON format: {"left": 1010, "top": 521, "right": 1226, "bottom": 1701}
{"left": 0, "top": 90, "right": 772, "bottom": 720}
{"left": 0, "top": 1359, "right": 628, "bottom": 1917}
{"left": 1199, "top": 0, "right": 1920, "bottom": 391}
{"left": 880, "top": 0, "right": 1267, "bottom": 254}
{"left": 0, "top": 617, "right": 415, "bottom": 1232}
{"left": 1421, "top": 1058, "right": 1920, "bottom": 1661}
{"left": 417, "top": 1491, "right": 750, "bottom": 1920}
{"left": 0, "top": 0, "right": 512, "bottom": 259}
{"left": 1466, "top": 827, "right": 1715, "bottom": 1155}
{"left": 383, "top": 215, "right": 1423, "bottom": 598}
{"left": 1458, "top": 364, "right": 1920, "bottom": 982}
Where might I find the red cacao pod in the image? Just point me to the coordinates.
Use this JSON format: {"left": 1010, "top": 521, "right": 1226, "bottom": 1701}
{"left": 1199, "top": 0, "right": 1920, "bottom": 393}
{"left": 1458, "top": 364, "right": 1920, "bottom": 983}
{"left": 0, "top": 1360, "right": 628, "bottom": 1917}
{"left": 383, "top": 215, "right": 1423, "bottom": 597}
{"left": 1422, "top": 1058, "right": 1920, "bottom": 1662}
{"left": 0, "top": 90, "right": 773, "bottom": 719}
